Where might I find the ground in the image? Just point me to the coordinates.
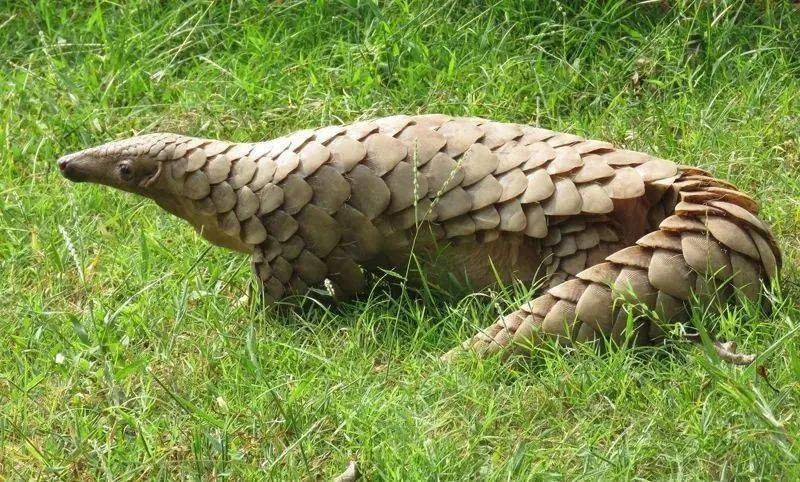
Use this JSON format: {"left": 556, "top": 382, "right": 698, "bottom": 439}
{"left": 1, "top": 1, "right": 799, "bottom": 479}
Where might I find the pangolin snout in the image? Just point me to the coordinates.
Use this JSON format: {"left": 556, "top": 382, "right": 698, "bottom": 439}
{"left": 57, "top": 153, "right": 87, "bottom": 182}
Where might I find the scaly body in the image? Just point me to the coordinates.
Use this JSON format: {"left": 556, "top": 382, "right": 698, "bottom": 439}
{"left": 57, "top": 114, "right": 781, "bottom": 359}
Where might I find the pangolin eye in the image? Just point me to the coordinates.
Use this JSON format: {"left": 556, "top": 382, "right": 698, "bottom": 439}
{"left": 119, "top": 162, "right": 134, "bottom": 181}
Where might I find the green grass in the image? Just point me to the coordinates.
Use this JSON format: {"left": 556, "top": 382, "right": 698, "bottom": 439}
{"left": 1, "top": 0, "right": 799, "bottom": 479}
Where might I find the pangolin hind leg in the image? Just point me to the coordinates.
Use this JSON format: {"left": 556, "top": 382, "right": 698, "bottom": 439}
{"left": 538, "top": 216, "right": 628, "bottom": 289}
{"left": 447, "top": 170, "right": 780, "bottom": 361}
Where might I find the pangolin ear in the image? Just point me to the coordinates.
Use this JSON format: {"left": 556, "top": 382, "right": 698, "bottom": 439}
{"left": 140, "top": 161, "right": 164, "bottom": 188}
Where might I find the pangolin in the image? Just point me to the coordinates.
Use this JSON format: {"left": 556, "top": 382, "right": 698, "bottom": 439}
{"left": 57, "top": 114, "right": 781, "bottom": 362}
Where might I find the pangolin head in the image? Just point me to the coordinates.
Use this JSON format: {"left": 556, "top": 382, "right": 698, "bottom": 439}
{"left": 57, "top": 133, "right": 253, "bottom": 253}
{"left": 57, "top": 133, "right": 173, "bottom": 196}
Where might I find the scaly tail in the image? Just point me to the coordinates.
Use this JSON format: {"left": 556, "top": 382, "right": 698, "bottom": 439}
{"left": 446, "top": 169, "right": 781, "bottom": 362}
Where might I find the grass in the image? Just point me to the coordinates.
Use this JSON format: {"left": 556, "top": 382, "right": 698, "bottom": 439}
{"left": 1, "top": 0, "right": 799, "bottom": 478}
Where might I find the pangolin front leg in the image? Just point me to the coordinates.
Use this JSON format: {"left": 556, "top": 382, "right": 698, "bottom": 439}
{"left": 57, "top": 114, "right": 781, "bottom": 362}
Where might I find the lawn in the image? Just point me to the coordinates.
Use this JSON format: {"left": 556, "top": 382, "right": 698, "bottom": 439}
{"left": 1, "top": 0, "right": 799, "bottom": 479}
